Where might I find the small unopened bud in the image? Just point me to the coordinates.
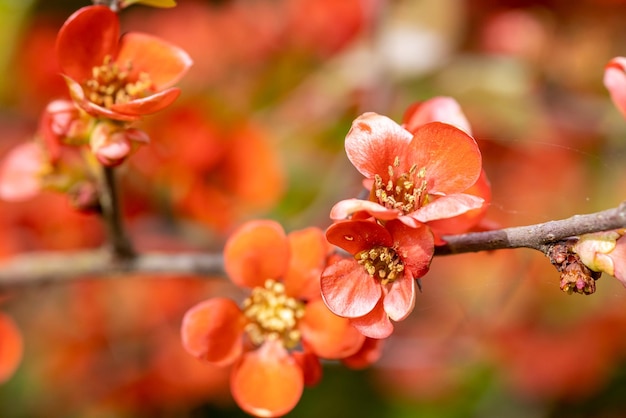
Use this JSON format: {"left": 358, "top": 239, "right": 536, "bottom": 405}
{"left": 573, "top": 229, "right": 626, "bottom": 288}
{"left": 548, "top": 241, "right": 601, "bottom": 295}
{"left": 68, "top": 181, "right": 101, "bottom": 213}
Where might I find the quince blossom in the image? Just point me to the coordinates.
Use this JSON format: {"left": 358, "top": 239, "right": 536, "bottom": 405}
{"left": 604, "top": 57, "right": 626, "bottom": 119}
{"left": 330, "top": 112, "right": 484, "bottom": 229}
{"left": 56, "top": 5, "right": 192, "bottom": 122}
{"left": 181, "top": 220, "right": 364, "bottom": 417}
{"left": 0, "top": 312, "right": 23, "bottom": 384}
{"left": 321, "top": 219, "right": 433, "bottom": 338}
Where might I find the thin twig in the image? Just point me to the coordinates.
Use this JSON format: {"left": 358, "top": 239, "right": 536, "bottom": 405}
{"left": 99, "top": 166, "right": 135, "bottom": 259}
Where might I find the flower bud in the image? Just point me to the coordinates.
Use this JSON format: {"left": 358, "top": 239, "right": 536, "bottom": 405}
{"left": 573, "top": 229, "right": 626, "bottom": 287}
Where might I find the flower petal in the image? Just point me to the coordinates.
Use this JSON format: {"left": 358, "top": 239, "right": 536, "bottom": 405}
{"left": 0, "top": 313, "right": 22, "bottom": 383}
{"left": 231, "top": 340, "right": 304, "bottom": 417}
{"left": 109, "top": 88, "right": 182, "bottom": 117}
{"left": 402, "top": 96, "right": 473, "bottom": 136}
{"left": 62, "top": 76, "right": 140, "bottom": 122}
{"left": 341, "top": 337, "right": 384, "bottom": 369}
{"left": 321, "top": 258, "right": 381, "bottom": 318}
{"left": 224, "top": 220, "right": 289, "bottom": 289}
{"left": 292, "top": 350, "right": 323, "bottom": 386}
{"left": 0, "top": 142, "right": 43, "bottom": 201}
{"left": 604, "top": 57, "right": 626, "bottom": 119}
{"left": 383, "top": 276, "right": 416, "bottom": 321}
{"left": 325, "top": 219, "right": 393, "bottom": 255}
{"left": 349, "top": 299, "right": 394, "bottom": 339}
{"left": 413, "top": 193, "right": 485, "bottom": 223}
{"left": 283, "top": 227, "right": 329, "bottom": 301}
{"left": 387, "top": 220, "right": 434, "bottom": 278}
{"left": 299, "top": 299, "right": 365, "bottom": 359}
{"left": 116, "top": 32, "right": 193, "bottom": 90}
{"left": 181, "top": 298, "right": 246, "bottom": 366}
{"left": 345, "top": 112, "right": 413, "bottom": 179}
{"left": 409, "top": 122, "right": 482, "bottom": 194}
{"left": 56, "top": 6, "right": 119, "bottom": 82}
{"left": 330, "top": 198, "right": 401, "bottom": 222}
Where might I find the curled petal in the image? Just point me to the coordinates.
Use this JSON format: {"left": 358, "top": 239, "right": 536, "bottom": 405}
{"left": 604, "top": 57, "right": 626, "bottom": 119}
{"left": 109, "top": 88, "right": 182, "bottom": 118}
{"left": 342, "top": 338, "right": 384, "bottom": 369}
{"left": 231, "top": 340, "right": 304, "bottom": 417}
{"left": 330, "top": 198, "right": 401, "bottom": 221}
{"left": 412, "top": 193, "right": 485, "bottom": 223}
{"left": 283, "top": 227, "right": 329, "bottom": 300}
{"left": 325, "top": 219, "right": 393, "bottom": 255}
{"left": 349, "top": 299, "right": 394, "bottom": 339}
{"left": 0, "top": 142, "right": 44, "bottom": 201}
{"left": 116, "top": 32, "right": 192, "bottom": 90}
{"left": 345, "top": 112, "right": 413, "bottom": 179}
{"left": 181, "top": 298, "right": 246, "bottom": 366}
{"left": 409, "top": 122, "right": 482, "bottom": 195}
{"left": 320, "top": 258, "right": 381, "bottom": 318}
{"left": 383, "top": 276, "right": 416, "bottom": 322}
{"left": 402, "top": 96, "right": 473, "bottom": 136}
{"left": 611, "top": 236, "right": 626, "bottom": 286}
{"left": 62, "top": 76, "right": 139, "bottom": 122}
{"left": 224, "top": 220, "right": 289, "bottom": 289}
{"left": 299, "top": 299, "right": 365, "bottom": 359}
{"left": 56, "top": 6, "right": 119, "bottom": 82}
{"left": 0, "top": 313, "right": 23, "bottom": 383}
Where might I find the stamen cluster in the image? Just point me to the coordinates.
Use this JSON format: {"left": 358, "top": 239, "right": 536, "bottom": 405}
{"left": 373, "top": 157, "right": 427, "bottom": 214}
{"left": 356, "top": 246, "right": 405, "bottom": 285}
{"left": 242, "top": 279, "right": 305, "bottom": 349}
{"left": 84, "top": 55, "right": 153, "bottom": 108}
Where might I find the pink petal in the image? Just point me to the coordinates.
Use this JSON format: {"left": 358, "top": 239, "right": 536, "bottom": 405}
{"left": 330, "top": 198, "right": 401, "bottom": 221}
{"left": 349, "top": 299, "right": 394, "bottom": 339}
{"left": 412, "top": 193, "right": 485, "bottom": 223}
{"left": 0, "top": 142, "right": 43, "bottom": 201}
{"left": 116, "top": 32, "right": 192, "bottom": 90}
{"left": 402, "top": 96, "right": 473, "bottom": 136}
{"left": 345, "top": 112, "right": 413, "bottom": 179}
{"left": 56, "top": 6, "right": 119, "bottom": 82}
{"left": 383, "top": 276, "right": 416, "bottom": 321}
{"left": 325, "top": 219, "right": 393, "bottom": 255}
{"left": 387, "top": 220, "right": 434, "bottom": 279}
{"left": 604, "top": 57, "right": 626, "bottom": 119}
{"left": 320, "top": 258, "right": 381, "bottom": 318}
{"left": 409, "top": 122, "right": 482, "bottom": 195}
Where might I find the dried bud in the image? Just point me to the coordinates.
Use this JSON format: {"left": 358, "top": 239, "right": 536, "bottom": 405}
{"left": 547, "top": 241, "right": 601, "bottom": 295}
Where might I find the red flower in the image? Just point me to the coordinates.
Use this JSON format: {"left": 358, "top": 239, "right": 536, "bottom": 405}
{"left": 604, "top": 57, "right": 626, "bottom": 119}
{"left": 0, "top": 312, "right": 23, "bottom": 384}
{"left": 181, "top": 220, "right": 364, "bottom": 417}
{"left": 330, "top": 112, "right": 484, "bottom": 228}
{"left": 55, "top": 5, "right": 192, "bottom": 122}
{"left": 321, "top": 219, "right": 434, "bottom": 338}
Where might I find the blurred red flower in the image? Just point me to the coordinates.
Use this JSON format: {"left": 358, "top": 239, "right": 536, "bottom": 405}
{"left": 0, "top": 312, "right": 22, "bottom": 384}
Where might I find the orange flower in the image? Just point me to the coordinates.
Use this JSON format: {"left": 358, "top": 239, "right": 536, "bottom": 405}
{"left": 55, "top": 5, "right": 192, "bottom": 122}
{"left": 181, "top": 220, "right": 364, "bottom": 417}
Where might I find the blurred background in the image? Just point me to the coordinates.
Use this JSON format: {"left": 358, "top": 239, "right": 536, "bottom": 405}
{"left": 2, "top": 0, "right": 626, "bottom": 416}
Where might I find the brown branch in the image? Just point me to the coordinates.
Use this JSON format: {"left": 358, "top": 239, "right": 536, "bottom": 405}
{"left": 0, "top": 250, "right": 224, "bottom": 289}
{"left": 99, "top": 166, "right": 135, "bottom": 259}
{"left": 435, "top": 201, "right": 626, "bottom": 255}
{"left": 0, "top": 202, "right": 624, "bottom": 289}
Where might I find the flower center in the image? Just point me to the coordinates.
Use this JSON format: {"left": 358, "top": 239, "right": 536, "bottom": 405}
{"left": 372, "top": 156, "right": 428, "bottom": 214}
{"left": 83, "top": 55, "right": 154, "bottom": 108}
{"left": 356, "top": 246, "right": 405, "bottom": 285}
{"left": 242, "top": 279, "right": 305, "bottom": 349}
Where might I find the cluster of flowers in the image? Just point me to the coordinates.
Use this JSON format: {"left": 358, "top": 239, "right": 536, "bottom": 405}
{"left": 0, "top": 0, "right": 191, "bottom": 387}
{"left": 0, "top": 2, "right": 191, "bottom": 204}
